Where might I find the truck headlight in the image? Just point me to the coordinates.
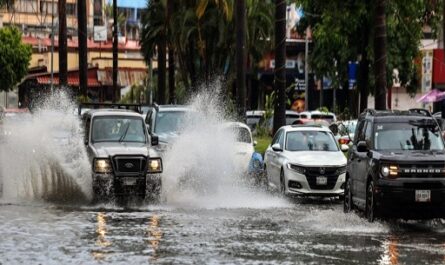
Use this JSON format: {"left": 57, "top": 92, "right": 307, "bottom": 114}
{"left": 148, "top": 158, "right": 162, "bottom": 173}
{"left": 94, "top": 159, "right": 112, "bottom": 173}
{"left": 381, "top": 165, "right": 398, "bottom": 178}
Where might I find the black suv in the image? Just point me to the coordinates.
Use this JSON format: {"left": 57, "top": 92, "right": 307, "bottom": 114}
{"left": 344, "top": 109, "right": 445, "bottom": 221}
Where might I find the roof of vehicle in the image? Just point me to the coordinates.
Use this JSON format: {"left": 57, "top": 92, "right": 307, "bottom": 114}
{"left": 360, "top": 109, "right": 438, "bottom": 122}
{"left": 282, "top": 124, "right": 332, "bottom": 132}
{"left": 300, "top": 110, "right": 336, "bottom": 116}
{"left": 84, "top": 109, "right": 145, "bottom": 118}
{"left": 246, "top": 110, "right": 265, "bottom": 117}
{"left": 155, "top": 104, "right": 192, "bottom": 112}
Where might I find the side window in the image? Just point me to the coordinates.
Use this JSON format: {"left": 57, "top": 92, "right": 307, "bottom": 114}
{"left": 279, "top": 131, "right": 285, "bottom": 147}
{"left": 272, "top": 129, "right": 283, "bottom": 145}
{"left": 145, "top": 110, "right": 153, "bottom": 133}
{"left": 364, "top": 121, "right": 373, "bottom": 147}
{"left": 354, "top": 120, "right": 366, "bottom": 144}
{"left": 84, "top": 117, "right": 91, "bottom": 142}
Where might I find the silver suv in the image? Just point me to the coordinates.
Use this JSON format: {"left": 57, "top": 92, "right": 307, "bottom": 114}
{"left": 81, "top": 105, "right": 162, "bottom": 202}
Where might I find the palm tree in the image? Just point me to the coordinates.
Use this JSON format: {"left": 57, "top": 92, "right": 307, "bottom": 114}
{"left": 373, "top": 0, "right": 387, "bottom": 110}
{"left": 235, "top": 0, "right": 246, "bottom": 119}
{"left": 58, "top": 0, "right": 68, "bottom": 87}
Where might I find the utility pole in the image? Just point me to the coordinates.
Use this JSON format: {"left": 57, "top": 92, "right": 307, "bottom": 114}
{"left": 304, "top": 27, "right": 309, "bottom": 111}
{"left": 58, "top": 0, "right": 68, "bottom": 87}
{"left": 113, "top": 0, "right": 119, "bottom": 102}
{"left": 167, "top": 0, "right": 175, "bottom": 104}
{"left": 78, "top": 0, "right": 88, "bottom": 99}
{"left": 50, "top": 0, "right": 55, "bottom": 92}
{"left": 441, "top": 0, "right": 445, "bottom": 119}
{"left": 236, "top": 0, "right": 246, "bottom": 120}
{"left": 273, "top": 0, "right": 286, "bottom": 134}
{"left": 373, "top": 0, "right": 387, "bottom": 110}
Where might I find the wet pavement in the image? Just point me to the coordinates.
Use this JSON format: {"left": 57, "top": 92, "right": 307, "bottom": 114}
{"left": 2, "top": 197, "right": 445, "bottom": 264}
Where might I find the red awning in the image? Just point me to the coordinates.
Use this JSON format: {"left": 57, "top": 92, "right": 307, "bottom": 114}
{"left": 36, "top": 76, "right": 101, "bottom": 87}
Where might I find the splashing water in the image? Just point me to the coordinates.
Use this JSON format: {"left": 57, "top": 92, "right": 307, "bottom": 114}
{"left": 161, "top": 83, "right": 289, "bottom": 209}
{"left": 0, "top": 91, "right": 92, "bottom": 203}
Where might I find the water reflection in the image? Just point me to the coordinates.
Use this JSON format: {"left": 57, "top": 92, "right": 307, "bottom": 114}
{"left": 92, "top": 212, "right": 111, "bottom": 260}
{"left": 147, "top": 214, "right": 162, "bottom": 261}
{"left": 378, "top": 235, "right": 399, "bottom": 265}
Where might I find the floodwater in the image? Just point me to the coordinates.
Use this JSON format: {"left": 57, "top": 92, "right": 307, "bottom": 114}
{"left": 2, "top": 89, "right": 445, "bottom": 264}
{"left": 2, "top": 198, "right": 445, "bottom": 264}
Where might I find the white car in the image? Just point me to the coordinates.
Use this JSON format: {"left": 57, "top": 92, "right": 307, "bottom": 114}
{"left": 222, "top": 122, "right": 256, "bottom": 173}
{"left": 299, "top": 110, "right": 337, "bottom": 123}
{"left": 264, "top": 125, "right": 348, "bottom": 197}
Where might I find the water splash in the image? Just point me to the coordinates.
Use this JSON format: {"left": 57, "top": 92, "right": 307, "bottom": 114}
{"left": 0, "top": 91, "right": 92, "bottom": 202}
{"left": 161, "top": 82, "right": 289, "bottom": 209}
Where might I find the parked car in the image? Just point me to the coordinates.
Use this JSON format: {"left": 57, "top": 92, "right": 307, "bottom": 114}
{"left": 246, "top": 110, "right": 266, "bottom": 132}
{"left": 222, "top": 122, "right": 265, "bottom": 184}
{"left": 264, "top": 124, "right": 348, "bottom": 197}
{"left": 81, "top": 105, "right": 162, "bottom": 202}
{"left": 299, "top": 110, "right": 337, "bottom": 123}
{"left": 344, "top": 108, "right": 445, "bottom": 221}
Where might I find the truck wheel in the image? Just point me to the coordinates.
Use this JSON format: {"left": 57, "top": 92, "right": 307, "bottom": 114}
{"left": 343, "top": 178, "right": 353, "bottom": 213}
{"left": 366, "top": 180, "right": 376, "bottom": 222}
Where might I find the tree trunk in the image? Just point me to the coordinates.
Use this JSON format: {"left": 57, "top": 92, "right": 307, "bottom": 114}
{"left": 58, "top": 0, "right": 67, "bottom": 87}
{"left": 113, "top": 0, "right": 119, "bottom": 102}
{"left": 273, "top": 0, "right": 286, "bottom": 134}
{"left": 167, "top": 0, "right": 175, "bottom": 104}
{"left": 359, "top": 12, "right": 370, "bottom": 113}
{"left": 78, "top": 0, "right": 88, "bottom": 99}
{"left": 373, "top": 0, "right": 387, "bottom": 110}
{"left": 157, "top": 37, "right": 167, "bottom": 104}
{"left": 168, "top": 49, "right": 175, "bottom": 104}
{"left": 236, "top": 0, "right": 246, "bottom": 120}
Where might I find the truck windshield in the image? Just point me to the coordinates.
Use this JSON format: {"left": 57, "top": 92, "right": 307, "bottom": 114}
{"left": 286, "top": 131, "right": 339, "bottom": 151}
{"left": 92, "top": 116, "right": 146, "bottom": 143}
{"left": 374, "top": 122, "right": 444, "bottom": 151}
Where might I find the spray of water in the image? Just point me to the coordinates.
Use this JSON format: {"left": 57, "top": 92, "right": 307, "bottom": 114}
{"left": 0, "top": 91, "right": 92, "bottom": 203}
{"left": 161, "top": 82, "right": 289, "bottom": 209}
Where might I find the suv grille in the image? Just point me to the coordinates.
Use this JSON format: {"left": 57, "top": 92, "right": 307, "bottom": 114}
{"left": 114, "top": 156, "right": 147, "bottom": 174}
{"left": 304, "top": 166, "right": 341, "bottom": 190}
{"left": 394, "top": 161, "right": 445, "bottom": 179}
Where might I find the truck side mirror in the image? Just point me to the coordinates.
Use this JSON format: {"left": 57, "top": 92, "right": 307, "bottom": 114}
{"left": 357, "top": 141, "right": 368, "bottom": 153}
{"left": 151, "top": 134, "right": 159, "bottom": 146}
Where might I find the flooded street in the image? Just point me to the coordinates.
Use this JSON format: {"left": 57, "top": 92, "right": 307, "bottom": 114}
{"left": 2, "top": 198, "right": 445, "bottom": 264}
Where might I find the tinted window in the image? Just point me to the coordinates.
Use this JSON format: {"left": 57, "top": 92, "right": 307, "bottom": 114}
{"left": 286, "top": 114, "right": 300, "bottom": 125}
{"left": 154, "top": 111, "right": 187, "bottom": 135}
{"left": 286, "top": 131, "right": 339, "bottom": 151}
{"left": 374, "top": 122, "right": 444, "bottom": 151}
{"left": 354, "top": 120, "right": 366, "bottom": 144}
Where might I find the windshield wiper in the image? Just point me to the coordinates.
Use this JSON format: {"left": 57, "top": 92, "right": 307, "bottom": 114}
{"left": 119, "top": 123, "right": 131, "bottom": 142}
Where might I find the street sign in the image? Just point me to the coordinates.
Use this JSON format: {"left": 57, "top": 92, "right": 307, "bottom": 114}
{"left": 348, "top": 61, "right": 358, "bottom": 90}
{"left": 93, "top": 26, "right": 107, "bottom": 42}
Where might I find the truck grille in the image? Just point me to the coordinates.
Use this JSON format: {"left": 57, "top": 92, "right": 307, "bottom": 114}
{"left": 394, "top": 161, "right": 445, "bottom": 179}
{"left": 114, "top": 156, "right": 147, "bottom": 174}
{"left": 304, "top": 166, "right": 341, "bottom": 190}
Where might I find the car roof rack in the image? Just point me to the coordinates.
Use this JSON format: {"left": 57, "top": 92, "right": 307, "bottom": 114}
{"left": 78, "top": 103, "right": 142, "bottom": 115}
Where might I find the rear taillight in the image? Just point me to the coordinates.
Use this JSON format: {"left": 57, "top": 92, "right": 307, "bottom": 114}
{"left": 338, "top": 138, "right": 350, "bottom": 145}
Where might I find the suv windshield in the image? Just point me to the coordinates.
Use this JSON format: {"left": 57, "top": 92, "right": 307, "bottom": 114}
{"left": 375, "top": 122, "right": 444, "bottom": 151}
{"left": 286, "top": 130, "right": 339, "bottom": 151}
{"left": 155, "top": 111, "right": 187, "bottom": 135}
{"left": 92, "top": 116, "right": 146, "bottom": 143}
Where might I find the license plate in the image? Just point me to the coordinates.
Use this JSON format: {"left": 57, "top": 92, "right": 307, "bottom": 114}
{"left": 316, "top": 176, "right": 328, "bottom": 185}
{"left": 123, "top": 178, "right": 137, "bottom": 186}
{"left": 415, "top": 190, "right": 431, "bottom": 202}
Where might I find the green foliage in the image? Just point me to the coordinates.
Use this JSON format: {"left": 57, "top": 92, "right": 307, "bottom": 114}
{"left": 0, "top": 27, "right": 32, "bottom": 92}
{"left": 254, "top": 135, "right": 272, "bottom": 155}
{"left": 119, "top": 84, "right": 146, "bottom": 104}
{"left": 140, "top": 0, "right": 274, "bottom": 91}
{"left": 255, "top": 91, "right": 274, "bottom": 137}
{"left": 297, "top": 0, "right": 443, "bottom": 96}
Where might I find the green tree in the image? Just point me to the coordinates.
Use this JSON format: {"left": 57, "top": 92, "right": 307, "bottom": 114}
{"left": 0, "top": 27, "right": 32, "bottom": 92}
{"left": 298, "top": 0, "right": 442, "bottom": 114}
{"left": 141, "top": 0, "right": 274, "bottom": 98}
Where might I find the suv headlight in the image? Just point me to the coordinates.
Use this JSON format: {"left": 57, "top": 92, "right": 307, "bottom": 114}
{"left": 287, "top": 163, "right": 306, "bottom": 174}
{"left": 148, "top": 158, "right": 162, "bottom": 173}
{"left": 381, "top": 165, "right": 398, "bottom": 178}
{"left": 94, "top": 159, "right": 112, "bottom": 173}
